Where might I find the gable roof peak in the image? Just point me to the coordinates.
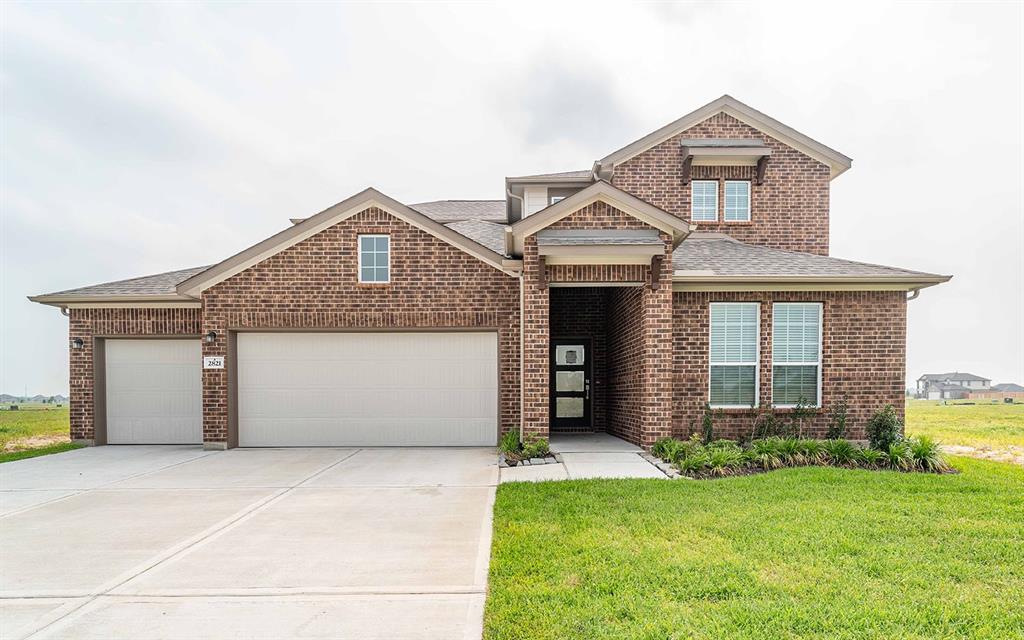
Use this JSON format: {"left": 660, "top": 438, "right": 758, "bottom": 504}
{"left": 595, "top": 95, "right": 852, "bottom": 180}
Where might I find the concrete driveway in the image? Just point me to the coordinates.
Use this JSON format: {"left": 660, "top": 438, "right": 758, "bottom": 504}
{"left": 0, "top": 446, "right": 497, "bottom": 640}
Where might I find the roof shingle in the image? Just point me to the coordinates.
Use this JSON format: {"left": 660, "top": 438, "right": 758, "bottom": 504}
{"left": 35, "top": 266, "right": 210, "bottom": 299}
{"left": 410, "top": 200, "right": 506, "bottom": 223}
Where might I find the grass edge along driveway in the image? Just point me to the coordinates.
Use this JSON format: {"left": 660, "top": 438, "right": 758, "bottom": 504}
{"left": 485, "top": 457, "right": 1024, "bottom": 640}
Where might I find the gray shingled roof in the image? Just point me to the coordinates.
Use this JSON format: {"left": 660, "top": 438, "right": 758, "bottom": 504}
{"left": 992, "top": 383, "right": 1024, "bottom": 392}
{"left": 919, "top": 372, "right": 991, "bottom": 382}
{"left": 410, "top": 200, "right": 506, "bottom": 223}
{"left": 507, "top": 169, "right": 592, "bottom": 181}
{"left": 35, "top": 266, "right": 210, "bottom": 299}
{"left": 673, "top": 234, "right": 943, "bottom": 279}
{"left": 445, "top": 220, "right": 506, "bottom": 255}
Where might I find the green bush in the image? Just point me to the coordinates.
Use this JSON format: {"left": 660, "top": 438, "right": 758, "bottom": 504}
{"left": 797, "top": 438, "right": 826, "bottom": 464}
{"left": 676, "top": 450, "right": 710, "bottom": 475}
{"left": 777, "top": 437, "right": 804, "bottom": 465}
{"left": 706, "top": 439, "right": 743, "bottom": 454}
{"left": 856, "top": 447, "right": 885, "bottom": 468}
{"left": 651, "top": 437, "right": 676, "bottom": 460}
{"left": 498, "top": 430, "right": 520, "bottom": 455}
{"left": 823, "top": 439, "right": 858, "bottom": 466}
{"left": 884, "top": 440, "right": 914, "bottom": 471}
{"left": 707, "top": 447, "right": 743, "bottom": 476}
{"left": 522, "top": 437, "right": 550, "bottom": 459}
{"left": 826, "top": 395, "right": 849, "bottom": 439}
{"left": 747, "top": 438, "right": 784, "bottom": 470}
{"left": 866, "top": 405, "right": 902, "bottom": 451}
{"left": 909, "top": 436, "right": 950, "bottom": 473}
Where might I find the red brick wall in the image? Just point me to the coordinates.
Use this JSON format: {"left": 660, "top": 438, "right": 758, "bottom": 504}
{"left": 606, "top": 287, "right": 643, "bottom": 443}
{"left": 68, "top": 308, "right": 202, "bottom": 442}
{"left": 201, "top": 206, "right": 520, "bottom": 445}
{"left": 612, "top": 112, "right": 831, "bottom": 255}
{"left": 672, "top": 290, "right": 907, "bottom": 440}
{"left": 550, "top": 288, "right": 607, "bottom": 432}
{"left": 522, "top": 237, "right": 549, "bottom": 439}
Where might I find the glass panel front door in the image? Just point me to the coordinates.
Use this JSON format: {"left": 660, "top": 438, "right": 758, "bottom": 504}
{"left": 550, "top": 338, "right": 591, "bottom": 430}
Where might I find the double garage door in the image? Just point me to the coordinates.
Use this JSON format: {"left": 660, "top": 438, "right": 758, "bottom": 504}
{"left": 104, "top": 333, "right": 498, "bottom": 447}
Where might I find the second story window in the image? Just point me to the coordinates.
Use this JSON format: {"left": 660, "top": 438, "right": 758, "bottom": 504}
{"left": 691, "top": 180, "right": 718, "bottom": 222}
{"left": 724, "top": 180, "right": 751, "bottom": 221}
{"left": 358, "top": 234, "right": 390, "bottom": 283}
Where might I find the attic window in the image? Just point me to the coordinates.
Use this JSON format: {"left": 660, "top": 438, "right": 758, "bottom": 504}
{"left": 358, "top": 235, "right": 390, "bottom": 283}
{"left": 724, "top": 181, "right": 751, "bottom": 221}
{"left": 691, "top": 181, "right": 718, "bottom": 222}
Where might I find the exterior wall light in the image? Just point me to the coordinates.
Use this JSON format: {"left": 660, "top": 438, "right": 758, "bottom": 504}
{"left": 70, "top": 338, "right": 84, "bottom": 350}
{"left": 204, "top": 331, "right": 218, "bottom": 344}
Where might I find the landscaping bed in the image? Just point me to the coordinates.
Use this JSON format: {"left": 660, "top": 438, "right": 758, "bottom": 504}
{"left": 497, "top": 431, "right": 557, "bottom": 467}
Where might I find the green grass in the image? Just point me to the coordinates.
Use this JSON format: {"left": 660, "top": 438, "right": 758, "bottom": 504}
{"left": 0, "top": 404, "right": 73, "bottom": 462}
{"left": 485, "top": 458, "right": 1024, "bottom": 639}
{"left": 0, "top": 441, "right": 83, "bottom": 464}
{"left": 906, "top": 399, "right": 1024, "bottom": 448}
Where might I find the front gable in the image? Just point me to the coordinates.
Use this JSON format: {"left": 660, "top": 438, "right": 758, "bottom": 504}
{"left": 177, "top": 188, "right": 511, "bottom": 298}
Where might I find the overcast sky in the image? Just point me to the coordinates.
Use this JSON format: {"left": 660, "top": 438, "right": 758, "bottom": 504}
{"left": 1, "top": 1, "right": 1021, "bottom": 395}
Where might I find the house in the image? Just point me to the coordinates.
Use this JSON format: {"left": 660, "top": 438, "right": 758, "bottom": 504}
{"left": 915, "top": 372, "right": 991, "bottom": 398}
{"left": 30, "top": 95, "right": 951, "bottom": 450}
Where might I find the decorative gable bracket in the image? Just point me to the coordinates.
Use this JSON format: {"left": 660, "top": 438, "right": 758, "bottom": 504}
{"left": 679, "top": 139, "right": 772, "bottom": 186}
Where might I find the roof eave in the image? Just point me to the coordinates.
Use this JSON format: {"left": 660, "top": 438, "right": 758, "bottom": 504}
{"left": 28, "top": 293, "right": 200, "bottom": 308}
{"left": 671, "top": 274, "right": 952, "bottom": 292}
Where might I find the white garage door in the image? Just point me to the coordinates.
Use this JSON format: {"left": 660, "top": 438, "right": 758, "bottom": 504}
{"left": 105, "top": 339, "right": 202, "bottom": 444}
{"left": 238, "top": 332, "right": 498, "bottom": 447}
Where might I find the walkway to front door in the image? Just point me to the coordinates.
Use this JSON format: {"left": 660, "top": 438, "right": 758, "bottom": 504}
{"left": 499, "top": 433, "right": 665, "bottom": 482}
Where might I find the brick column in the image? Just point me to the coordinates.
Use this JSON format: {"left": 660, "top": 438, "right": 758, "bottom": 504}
{"left": 201, "top": 305, "right": 229, "bottom": 449}
{"left": 639, "top": 237, "right": 674, "bottom": 449}
{"left": 68, "top": 310, "right": 96, "bottom": 444}
{"left": 521, "top": 237, "right": 549, "bottom": 440}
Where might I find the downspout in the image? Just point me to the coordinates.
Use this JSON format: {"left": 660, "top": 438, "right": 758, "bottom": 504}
{"left": 906, "top": 289, "right": 921, "bottom": 301}
{"left": 506, "top": 186, "right": 524, "bottom": 221}
{"left": 60, "top": 306, "right": 70, "bottom": 317}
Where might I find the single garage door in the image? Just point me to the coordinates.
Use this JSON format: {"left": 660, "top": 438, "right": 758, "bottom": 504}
{"left": 237, "top": 332, "right": 498, "bottom": 447}
{"left": 105, "top": 339, "right": 202, "bottom": 444}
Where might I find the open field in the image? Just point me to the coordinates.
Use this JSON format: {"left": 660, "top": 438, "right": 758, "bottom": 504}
{"left": 905, "top": 399, "right": 1024, "bottom": 448}
{"left": 485, "top": 457, "right": 1024, "bottom": 640}
{"left": 0, "top": 404, "right": 76, "bottom": 463}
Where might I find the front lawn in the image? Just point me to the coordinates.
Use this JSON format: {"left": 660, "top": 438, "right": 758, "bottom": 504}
{"left": 0, "top": 404, "right": 76, "bottom": 462}
{"left": 485, "top": 458, "right": 1024, "bottom": 639}
{"left": 906, "top": 399, "right": 1024, "bottom": 449}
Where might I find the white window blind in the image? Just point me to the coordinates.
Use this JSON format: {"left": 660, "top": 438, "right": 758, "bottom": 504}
{"left": 724, "top": 181, "right": 750, "bottom": 221}
{"left": 772, "top": 303, "right": 822, "bottom": 406}
{"left": 709, "top": 302, "right": 759, "bottom": 407}
{"left": 691, "top": 180, "right": 718, "bottom": 221}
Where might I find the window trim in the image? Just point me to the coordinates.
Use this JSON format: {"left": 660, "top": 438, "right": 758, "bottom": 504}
{"left": 357, "top": 234, "right": 391, "bottom": 284}
{"left": 549, "top": 195, "right": 565, "bottom": 205}
{"left": 708, "top": 301, "right": 761, "bottom": 409}
{"left": 770, "top": 302, "right": 823, "bottom": 408}
{"left": 723, "top": 180, "right": 751, "bottom": 222}
{"left": 691, "top": 180, "right": 719, "bottom": 222}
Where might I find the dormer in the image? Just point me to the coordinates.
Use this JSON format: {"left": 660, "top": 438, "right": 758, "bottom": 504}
{"left": 504, "top": 170, "right": 594, "bottom": 223}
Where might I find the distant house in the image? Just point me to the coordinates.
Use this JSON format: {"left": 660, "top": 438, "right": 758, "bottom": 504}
{"left": 916, "top": 372, "right": 991, "bottom": 399}
{"left": 991, "top": 383, "right": 1024, "bottom": 393}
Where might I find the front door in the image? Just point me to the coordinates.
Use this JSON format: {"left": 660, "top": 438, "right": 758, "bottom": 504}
{"left": 550, "top": 338, "right": 591, "bottom": 431}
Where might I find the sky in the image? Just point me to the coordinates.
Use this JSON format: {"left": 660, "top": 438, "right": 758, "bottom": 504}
{"left": 1, "top": 1, "right": 1022, "bottom": 395}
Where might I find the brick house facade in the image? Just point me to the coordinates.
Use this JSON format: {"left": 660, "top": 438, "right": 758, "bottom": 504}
{"left": 34, "top": 96, "right": 949, "bottom": 449}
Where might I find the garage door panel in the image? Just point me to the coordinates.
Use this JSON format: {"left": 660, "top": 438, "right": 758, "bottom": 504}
{"left": 105, "top": 340, "right": 202, "bottom": 445}
{"left": 238, "top": 332, "right": 498, "bottom": 447}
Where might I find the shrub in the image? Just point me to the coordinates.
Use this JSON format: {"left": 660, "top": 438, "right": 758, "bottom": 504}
{"left": 676, "top": 450, "right": 710, "bottom": 475}
{"left": 777, "top": 437, "right": 804, "bottom": 466}
{"left": 826, "top": 395, "right": 849, "bottom": 440}
{"left": 751, "top": 404, "right": 786, "bottom": 440}
{"left": 747, "top": 438, "right": 784, "bottom": 470}
{"left": 884, "top": 440, "right": 914, "bottom": 471}
{"left": 909, "top": 436, "right": 950, "bottom": 473}
{"left": 651, "top": 437, "right": 676, "bottom": 460}
{"left": 856, "top": 447, "right": 885, "bottom": 468}
{"left": 797, "top": 438, "right": 826, "bottom": 464}
{"left": 823, "top": 439, "right": 858, "bottom": 466}
{"left": 866, "top": 405, "right": 902, "bottom": 451}
{"left": 789, "top": 397, "right": 818, "bottom": 438}
{"left": 522, "top": 437, "right": 550, "bottom": 459}
{"left": 707, "top": 447, "right": 743, "bottom": 476}
{"left": 706, "top": 439, "right": 743, "bottom": 454}
{"left": 498, "top": 430, "right": 519, "bottom": 455}
{"left": 701, "top": 403, "right": 721, "bottom": 444}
